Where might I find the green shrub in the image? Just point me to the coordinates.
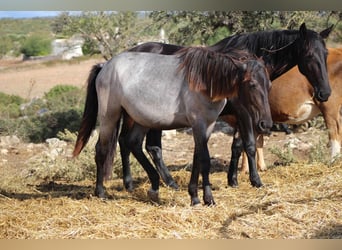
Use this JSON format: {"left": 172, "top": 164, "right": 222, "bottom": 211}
{"left": 0, "top": 85, "right": 85, "bottom": 142}
{"left": 14, "top": 109, "right": 83, "bottom": 143}
{"left": 20, "top": 35, "right": 51, "bottom": 57}
{"left": 0, "top": 92, "right": 25, "bottom": 118}
{"left": 269, "top": 142, "right": 297, "bottom": 166}
{"left": 45, "top": 85, "right": 84, "bottom": 111}
{"left": 308, "top": 137, "right": 329, "bottom": 165}
{"left": 0, "top": 36, "right": 12, "bottom": 58}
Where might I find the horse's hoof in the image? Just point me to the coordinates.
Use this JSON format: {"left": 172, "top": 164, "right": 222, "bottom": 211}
{"left": 204, "top": 200, "right": 216, "bottom": 206}
{"left": 203, "top": 185, "right": 215, "bottom": 206}
{"left": 191, "top": 197, "right": 201, "bottom": 206}
{"left": 168, "top": 181, "right": 179, "bottom": 190}
{"left": 228, "top": 179, "right": 239, "bottom": 188}
{"left": 95, "top": 188, "right": 106, "bottom": 198}
{"left": 124, "top": 183, "right": 134, "bottom": 193}
{"left": 251, "top": 181, "right": 263, "bottom": 188}
{"left": 147, "top": 188, "right": 159, "bottom": 203}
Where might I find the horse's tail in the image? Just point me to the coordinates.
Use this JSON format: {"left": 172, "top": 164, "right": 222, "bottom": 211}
{"left": 73, "top": 63, "right": 103, "bottom": 157}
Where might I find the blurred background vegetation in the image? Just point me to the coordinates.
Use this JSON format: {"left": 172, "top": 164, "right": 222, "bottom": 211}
{"left": 0, "top": 11, "right": 341, "bottom": 60}
{"left": 0, "top": 11, "right": 341, "bottom": 143}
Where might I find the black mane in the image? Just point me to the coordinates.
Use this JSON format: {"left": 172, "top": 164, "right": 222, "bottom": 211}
{"left": 209, "top": 30, "right": 303, "bottom": 80}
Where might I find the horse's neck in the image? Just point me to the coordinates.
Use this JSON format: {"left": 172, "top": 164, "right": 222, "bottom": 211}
{"left": 212, "top": 31, "right": 300, "bottom": 81}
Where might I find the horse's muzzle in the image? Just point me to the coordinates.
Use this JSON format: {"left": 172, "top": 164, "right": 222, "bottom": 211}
{"left": 315, "top": 89, "right": 331, "bottom": 102}
{"left": 257, "top": 120, "right": 273, "bottom": 135}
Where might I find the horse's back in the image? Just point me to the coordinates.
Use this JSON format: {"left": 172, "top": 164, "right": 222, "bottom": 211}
{"left": 96, "top": 52, "right": 191, "bottom": 129}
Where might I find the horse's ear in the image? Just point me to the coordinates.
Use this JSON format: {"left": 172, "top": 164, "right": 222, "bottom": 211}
{"left": 299, "top": 23, "right": 307, "bottom": 39}
{"left": 320, "top": 24, "right": 334, "bottom": 39}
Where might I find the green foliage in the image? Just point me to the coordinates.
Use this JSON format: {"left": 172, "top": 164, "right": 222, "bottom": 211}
{"left": 269, "top": 143, "right": 297, "bottom": 166}
{"left": 0, "top": 85, "right": 85, "bottom": 142}
{"left": 308, "top": 137, "right": 330, "bottom": 165}
{"left": 20, "top": 35, "right": 52, "bottom": 57}
{"left": 45, "top": 84, "right": 79, "bottom": 99}
{"left": 18, "top": 109, "right": 83, "bottom": 143}
{"left": 82, "top": 37, "right": 101, "bottom": 55}
{"left": 51, "top": 11, "right": 139, "bottom": 60}
{"left": 0, "top": 11, "right": 341, "bottom": 59}
{"left": 0, "top": 17, "right": 54, "bottom": 56}
{"left": 206, "top": 26, "right": 231, "bottom": 45}
{"left": 149, "top": 11, "right": 342, "bottom": 46}
{"left": 0, "top": 92, "right": 25, "bottom": 118}
{"left": 0, "top": 36, "right": 12, "bottom": 58}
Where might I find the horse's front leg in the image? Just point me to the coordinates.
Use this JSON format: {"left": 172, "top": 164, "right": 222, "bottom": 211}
{"left": 237, "top": 119, "right": 262, "bottom": 187}
{"left": 227, "top": 132, "right": 243, "bottom": 187}
{"left": 146, "top": 129, "right": 179, "bottom": 190}
{"left": 228, "top": 101, "right": 262, "bottom": 188}
{"left": 243, "top": 135, "right": 262, "bottom": 187}
{"left": 189, "top": 123, "right": 215, "bottom": 206}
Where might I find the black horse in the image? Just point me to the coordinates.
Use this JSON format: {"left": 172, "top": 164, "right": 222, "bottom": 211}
{"left": 118, "top": 23, "right": 332, "bottom": 192}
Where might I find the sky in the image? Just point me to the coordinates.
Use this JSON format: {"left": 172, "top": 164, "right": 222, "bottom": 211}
{"left": 0, "top": 11, "right": 65, "bottom": 19}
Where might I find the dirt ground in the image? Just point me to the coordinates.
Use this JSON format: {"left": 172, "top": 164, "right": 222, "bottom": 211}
{"left": 0, "top": 57, "right": 105, "bottom": 99}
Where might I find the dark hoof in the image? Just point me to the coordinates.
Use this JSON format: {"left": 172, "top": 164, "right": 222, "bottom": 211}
{"left": 147, "top": 189, "right": 159, "bottom": 203}
{"left": 167, "top": 181, "right": 179, "bottom": 190}
{"left": 228, "top": 179, "right": 239, "bottom": 188}
{"left": 191, "top": 197, "right": 201, "bottom": 206}
{"left": 125, "top": 183, "right": 134, "bottom": 193}
{"left": 251, "top": 179, "right": 263, "bottom": 188}
{"left": 95, "top": 188, "right": 106, "bottom": 199}
{"left": 203, "top": 185, "right": 215, "bottom": 206}
{"left": 251, "top": 181, "right": 263, "bottom": 188}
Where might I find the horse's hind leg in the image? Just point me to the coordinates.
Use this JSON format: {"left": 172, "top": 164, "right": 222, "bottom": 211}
{"left": 95, "top": 116, "right": 121, "bottom": 198}
{"left": 125, "top": 124, "right": 160, "bottom": 202}
{"left": 146, "top": 129, "right": 179, "bottom": 190}
{"left": 119, "top": 112, "right": 134, "bottom": 191}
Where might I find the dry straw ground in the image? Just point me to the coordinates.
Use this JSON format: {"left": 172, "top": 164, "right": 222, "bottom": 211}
{"left": 0, "top": 58, "right": 341, "bottom": 239}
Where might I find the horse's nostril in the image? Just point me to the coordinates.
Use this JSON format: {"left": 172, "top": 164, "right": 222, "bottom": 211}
{"left": 317, "top": 90, "right": 330, "bottom": 102}
{"left": 258, "top": 120, "right": 272, "bottom": 134}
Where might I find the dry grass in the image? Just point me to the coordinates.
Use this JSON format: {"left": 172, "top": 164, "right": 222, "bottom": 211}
{"left": 1, "top": 160, "right": 341, "bottom": 239}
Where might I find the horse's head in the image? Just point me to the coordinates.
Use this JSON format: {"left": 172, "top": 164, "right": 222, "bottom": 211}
{"left": 237, "top": 58, "right": 273, "bottom": 135}
{"left": 296, "top": 23, "right": 333, "bottom": 102}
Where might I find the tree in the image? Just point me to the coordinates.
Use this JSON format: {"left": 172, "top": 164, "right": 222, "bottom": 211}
{"left": 51, "top": 11, "right": 138, "bottom": 60}
{"left": 149, "top": 11, "right": 342, "bottom": 46}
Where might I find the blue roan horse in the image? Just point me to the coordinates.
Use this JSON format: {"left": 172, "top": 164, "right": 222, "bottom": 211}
{"left": 73, "top": 47, "right": 273, "bottom": 205}
{"left": 118, "top": 23, "right": 333, "bottom": 192}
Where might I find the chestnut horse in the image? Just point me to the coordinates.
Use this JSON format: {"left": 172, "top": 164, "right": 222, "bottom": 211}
{"left": 240, "top": 47, "right": 342, "bottom": 172}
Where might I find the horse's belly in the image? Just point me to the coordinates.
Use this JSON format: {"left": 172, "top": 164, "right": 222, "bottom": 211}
{"left": 286, "top": 101, "right": 321, "bottom": 124}
{"left": 123, "top": 100, "right": 189, "bottom": 129}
